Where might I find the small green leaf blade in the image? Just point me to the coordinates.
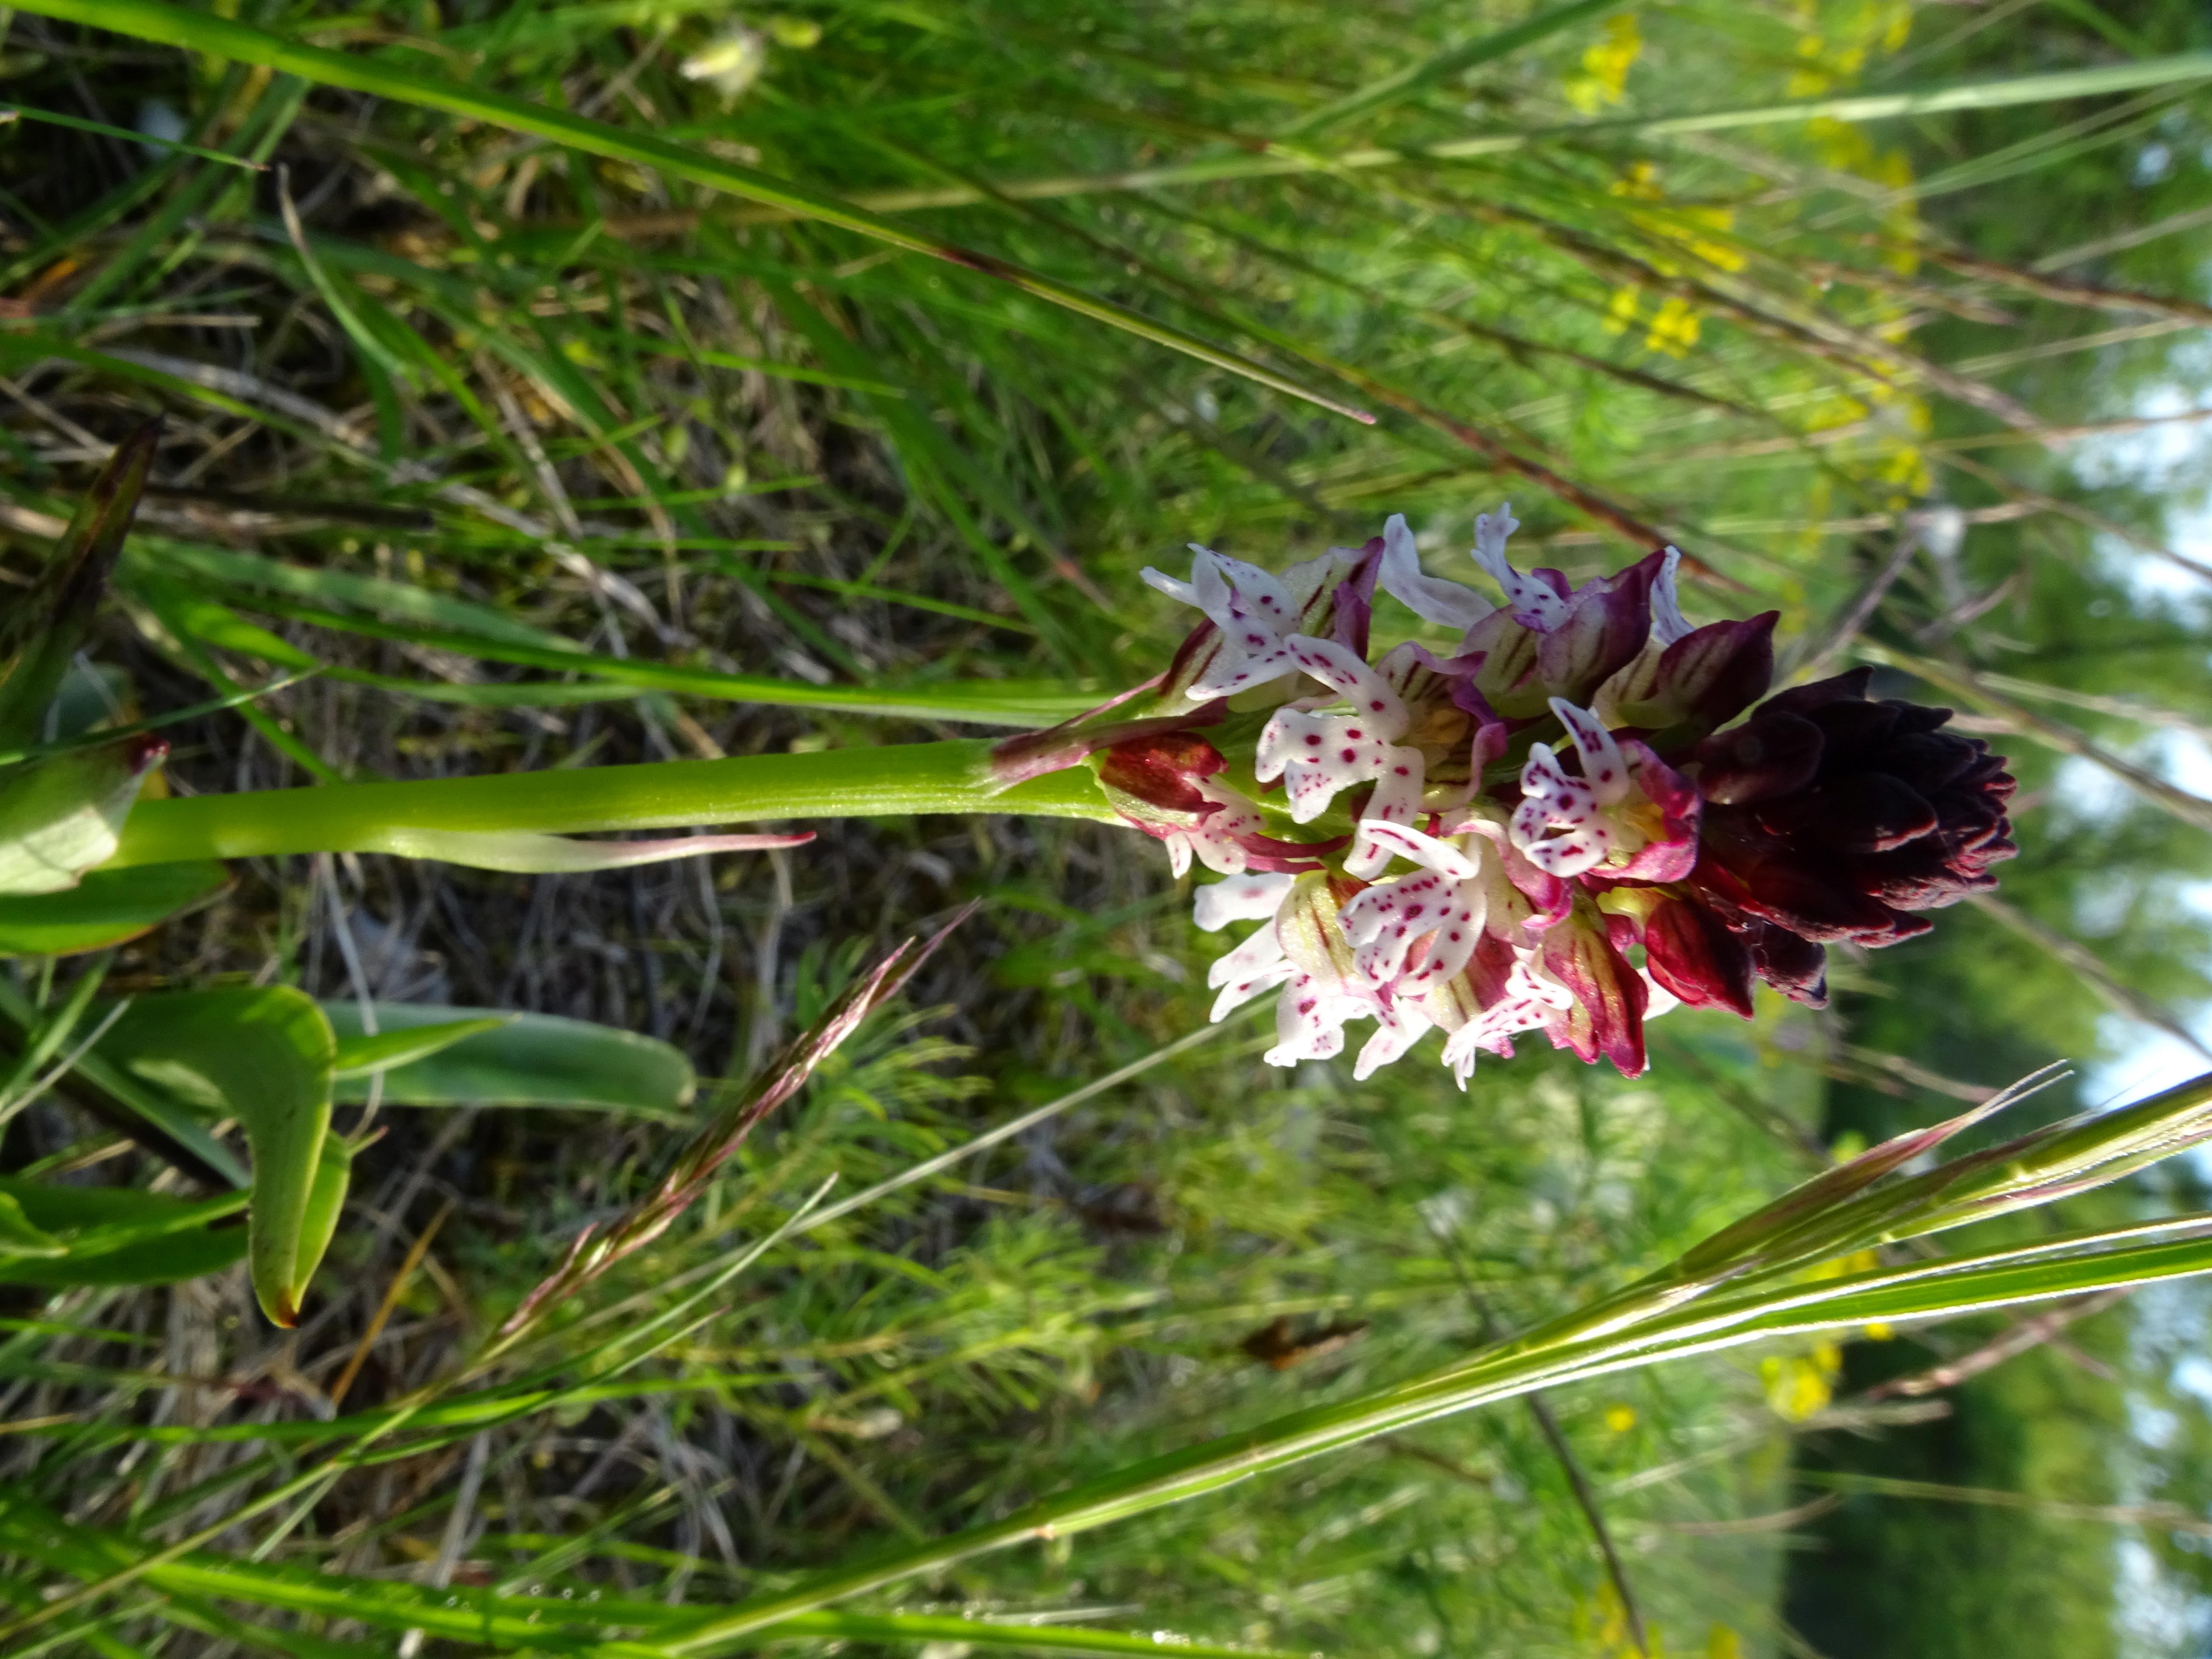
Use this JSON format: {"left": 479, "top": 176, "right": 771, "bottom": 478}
{"left": 0, "top": 1191, "right": 65, "bottom": 1257}
{"left": 97, "top": 987, "right": 337, "bottom": 1325}
{"left": 325, "top": 1003, "right": 695, "bottom": 1114}
{"left": 291, "top": 1133, "right": 353, "bottom": 1306}
{"left": 331, "top": 1016, "right": 510, "bottom": 1079}
{"left": 0, "top": 1176, "right": 247, "bottom": 1287}
{"left": 0, "top": 861, "right": 228, "bottom": 956}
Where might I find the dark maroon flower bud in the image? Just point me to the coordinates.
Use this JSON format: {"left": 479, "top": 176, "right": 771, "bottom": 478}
{"left": 1691, "top": 708, "right": 1822, "bottom": 805}
{"left": 1743, "top": 920, "right": 1830, "bottom": 1008}
{"left": 1644, "top": 895, "right": 1756, "bottom": 1019}
{"left": 1675, "top": 668, "right": 2014, "bottom": 1005}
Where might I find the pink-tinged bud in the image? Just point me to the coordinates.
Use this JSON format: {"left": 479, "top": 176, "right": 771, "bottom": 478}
{"left": 1600, "top": 611, "right": 1778, "bottom": 736}
{"left": 1096, "top": 731, "right": 1225, "bottom": 815}
{"left": 1536, "top": 548, "right": 1665, "bottom": 703}
{"left": 985, "top": 684, "right": 1221, "bottom": 787}
{"left": 1097, "top": 732, "right": 1342, "bottom": 877}
{"left": 1536, "top": 902, "right": 1649, "bottom": 1077}
{"left": 1328, "top": 536, "right": 1384, "bottom": 660}
{"left": 1612, "top": 739, "right": 1701, "bottom": 883}
{"left": 1460, "top": 551, "right": 1672, "bottom": 717}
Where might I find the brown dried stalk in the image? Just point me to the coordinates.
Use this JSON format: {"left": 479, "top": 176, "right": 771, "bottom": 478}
{"left": 495, "top": 906, "right": 973, "bottom": 1341}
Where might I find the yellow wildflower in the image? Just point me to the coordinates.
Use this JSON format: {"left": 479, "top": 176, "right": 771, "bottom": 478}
{"left": 1565, "top": 13, "right": 1641, "bottom": 114}
{"left": 1602, "top": 284, "right": 1642, "bottom": 336}
{"left": 1644, "top": 295, "right": 1702, "bottom": 357}
{"left": 1760, "top": 1338, "right": 1842, "bottom": 1421}
{"left": 1611, "top": 160, "right": 1665, "bottom": 201}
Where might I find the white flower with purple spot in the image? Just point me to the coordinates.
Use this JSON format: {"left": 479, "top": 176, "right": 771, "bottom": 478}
{"left": 1510, "top": 698, "right": 1698, "bottom": 882}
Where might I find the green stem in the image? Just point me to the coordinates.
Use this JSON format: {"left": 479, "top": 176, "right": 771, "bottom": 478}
{"left": 108, "top": 742, "right": 1116, "bottom": 868}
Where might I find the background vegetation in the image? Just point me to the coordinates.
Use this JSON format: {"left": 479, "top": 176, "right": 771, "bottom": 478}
{"left": 0, "top": 0, "right": 2210, "bottom": 1653}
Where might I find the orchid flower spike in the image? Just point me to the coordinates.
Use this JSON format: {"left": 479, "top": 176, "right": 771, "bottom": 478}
{"left": 990, "top": 506, "right": 2019, "bottom": 1086}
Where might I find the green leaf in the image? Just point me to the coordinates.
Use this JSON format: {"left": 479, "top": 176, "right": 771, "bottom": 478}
{"left": 0, "top": 737, "right": 170, "bottom": 896}
{"left": 0, "top": 1192, "right": 64, "bottom": 1257}
{"left": 0, "top": 1213, "right": 247, "bottom": 1288}
{"left": 0, "top": 1175, "right": 247, "bottom": 1288}
{"left": 0, "top": 973, "right": 250, "bottom": 1187}
{"left": 330, "top": 1016, "right": 511, "bottom": 1079}
{"left": 291, "top": 1132, "right": 353, "bottom": 1311}
{"left": 324, "top": 1003, "right": 695, "bottom": 1114}
{"left": 96, "top": 988, "right": 337, "bottom": 1326}
{"left": 0, "top": 419, "right": 159, "bottom": 750}
{"left": 0, "top": 862, "right": 228, "bottom": 956}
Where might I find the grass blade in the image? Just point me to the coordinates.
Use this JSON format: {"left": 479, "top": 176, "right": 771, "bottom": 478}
{"left": 5, "top": 0, "right": 1370, "bottom": 424}
{"left": 1282, "top": 0, "right": 1621, "bottom": 137}
{"left": 714, "top": 56, "right": 2212, "bottom": 221}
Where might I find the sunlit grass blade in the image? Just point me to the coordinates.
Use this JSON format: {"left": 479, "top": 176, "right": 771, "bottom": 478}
{"left": 0, "top": 99, "right": 266, "bottom": 168}
{"left": 637, "top": 1073, "right": 2212, "bottom": 1650}
{"left": 0, "top": 1505, "right": 1299, "bottom": 1659}
{"left": 160, "top": 583, "right": 1098, "bottom": 725}
{"left": 713, "top": 55, "right": 2212, "bottom": 221}
{"left": 0, "top": 1183, "right": 844, "bottom": 1645}
{"left": 1280, "top": 0, "right": 1619, "bottom": 136}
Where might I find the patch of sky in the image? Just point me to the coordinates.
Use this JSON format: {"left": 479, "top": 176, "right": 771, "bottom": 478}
{"left": 2116, "top": 1532, "right": 2209, "bottom": 1659}
{"left": 2063, "top": 332, "right": 2212, "bottom": 1112}
{"left": 2072, "top": 373, "right": 2212, "bottom": 612}
{"left": 2073, "top": 745, "right": 2212, "bottom": 1107}
{"left": 2123, "top": 1281, "right": 2212, "bottom": 1658}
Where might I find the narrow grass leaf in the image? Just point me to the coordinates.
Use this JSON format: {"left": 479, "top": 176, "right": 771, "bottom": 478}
{"left": 5, "top": 0, "right": 1370, "bottom": 422}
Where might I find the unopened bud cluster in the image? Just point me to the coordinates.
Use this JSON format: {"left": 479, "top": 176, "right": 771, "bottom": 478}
{"left": 994, "top": 510, "right": 2015, "bottom": 1083}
